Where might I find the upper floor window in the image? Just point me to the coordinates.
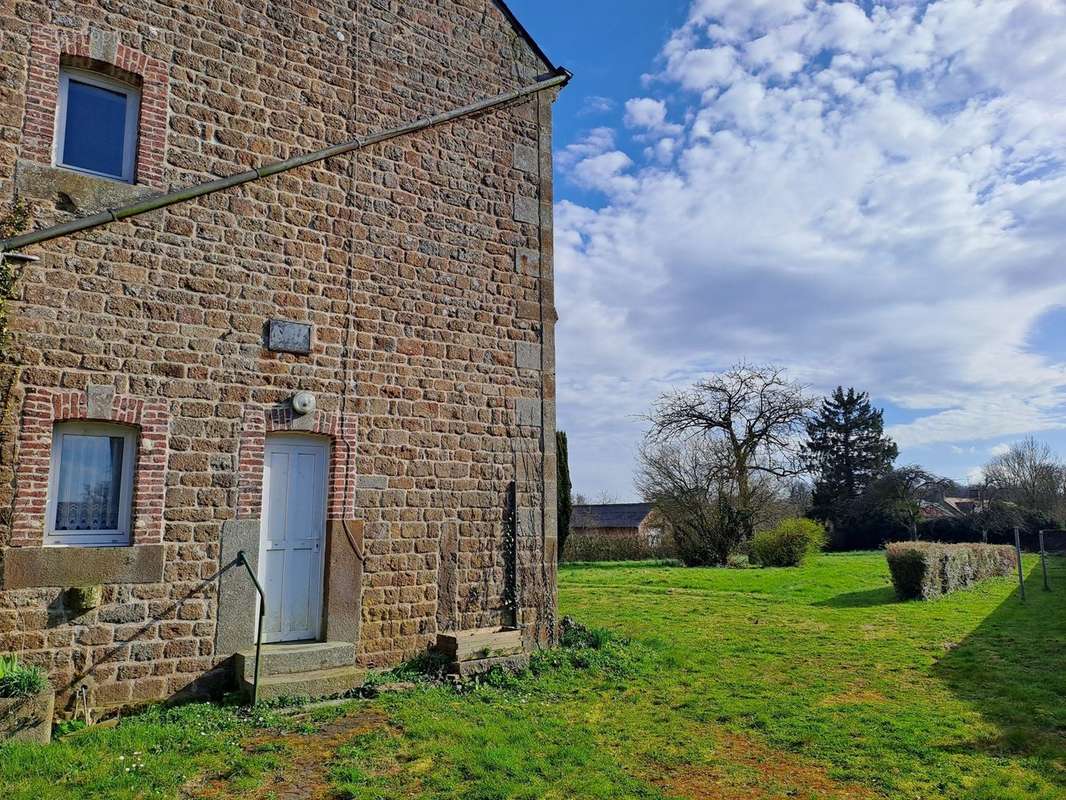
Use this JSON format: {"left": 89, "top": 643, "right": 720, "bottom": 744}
{"left": 46, "top": 422, "right": 137, "bottom": 546}
{"left": 54, "top": 68, "right": 140, "bottom": 183}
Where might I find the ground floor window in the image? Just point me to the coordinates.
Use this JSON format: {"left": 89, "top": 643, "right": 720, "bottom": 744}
{"left": 46, "top": 422, "right": 136, "bottom": 546}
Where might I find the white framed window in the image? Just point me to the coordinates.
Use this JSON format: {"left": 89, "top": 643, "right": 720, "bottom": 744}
{"left": 54, "top": 68, "right": 140, "bottom": 183}
{"left": 46, "top": 422, "right": 137, "bottom": 547}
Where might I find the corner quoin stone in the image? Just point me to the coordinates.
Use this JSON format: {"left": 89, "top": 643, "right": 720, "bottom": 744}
{"left": 515, "top": 398, "right": 542, "bottom": 427}
{"left": 515, "top": 248, "right": 540, "bottom": 276}
{"left": 513, "top": 194, "right": 539, "bottom": 224}
{"left": 515, "top": 341, "right": 541, "bottom": 370}
{"left": 513, "top": 143, "right": 537, "bottom": 174}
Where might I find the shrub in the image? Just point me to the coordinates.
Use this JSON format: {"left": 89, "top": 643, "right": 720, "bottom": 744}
{"left": 0, "top": 654, "right": 48, "bottom": 698}
{"left": 751, "top": 518, "right": 827, "bottom": 567}
{"left": 885, "top": 542, "right": 1017, "bottom": 600}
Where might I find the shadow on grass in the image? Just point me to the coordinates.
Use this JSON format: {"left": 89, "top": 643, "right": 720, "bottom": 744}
{"left": 813, "top": 585, "right": 898, "bottom": 608}
{"left": 934, "top": 558, "right": 1066, "bottom": 783}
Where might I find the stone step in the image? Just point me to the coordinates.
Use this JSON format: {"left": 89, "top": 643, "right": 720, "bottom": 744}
{"left": 448, "top": 652, "right": 530, "bottom": 679}
{"left": 240, "top": 665, "right": 366, "bottom": 703}
{"left": 236, "top": 641, "right": 356, "bottom": 683}
{"left": 435, "top": 627, "right": 524, "bottom": 662}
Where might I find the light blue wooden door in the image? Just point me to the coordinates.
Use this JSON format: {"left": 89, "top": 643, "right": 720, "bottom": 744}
{"left": 258, "top": 436, "right": 329, "bottom": 643}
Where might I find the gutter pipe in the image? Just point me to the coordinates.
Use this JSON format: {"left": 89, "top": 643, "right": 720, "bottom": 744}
{"left": 1, "top": 68, "right": 571, "bottom": 254}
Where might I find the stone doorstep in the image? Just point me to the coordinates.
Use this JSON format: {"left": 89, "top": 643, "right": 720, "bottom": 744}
{"left": 434, "top": 627, "right": 524, "bottom": 662}
{"left": 239, "top": 665, "right": 366, "bottom": 703}
{"left": 235, "top": 640, "right": 357, "bottom": 683}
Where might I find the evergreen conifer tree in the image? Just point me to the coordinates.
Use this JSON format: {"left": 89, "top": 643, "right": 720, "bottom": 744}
{"left": 556, "top": 430, "right": 573, "bottom": 560}
{"left": 804, "top": 387, "right": 898, "bottom": 528}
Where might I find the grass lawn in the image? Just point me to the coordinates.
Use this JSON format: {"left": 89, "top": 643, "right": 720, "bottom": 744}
{"left": 1, "top": 553, "right": 1064, "bottom": 799}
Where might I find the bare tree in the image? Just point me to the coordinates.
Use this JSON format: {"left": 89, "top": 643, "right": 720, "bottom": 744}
{"left": 866, "top": 465, "right": 951, "bottom": 541}
{"left": 638, "top": 439, "right": 737, "bottom": 564}
{"left": 982, "top": 436, "right": 1066, "bottom": 520}
{"left": 570, "top": 491, "right": 618, "bottom": 506}
{"left": 645, "top": 363, "right": 815, "bottom": 541}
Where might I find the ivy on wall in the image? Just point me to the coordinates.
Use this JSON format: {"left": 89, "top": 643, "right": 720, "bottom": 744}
{"left": 0, "top": 199, "right": 34, "bottom": 358}
{"left": 0, "top": 199, "right": 34, "bottom": 533}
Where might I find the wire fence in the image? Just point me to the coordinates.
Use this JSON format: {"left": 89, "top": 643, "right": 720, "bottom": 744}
{"left": 1012, "top": 528, "right": 1066, "bottom": 601}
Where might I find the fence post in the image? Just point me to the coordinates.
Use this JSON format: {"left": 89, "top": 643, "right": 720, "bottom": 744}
{"left": 1040, "top": 531, "right": 1051, "bottom": 592}
{"left": 1014, "top": 527, "right": 1026, "bottom": 604}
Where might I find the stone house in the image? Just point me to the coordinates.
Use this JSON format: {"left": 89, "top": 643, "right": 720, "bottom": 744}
{"left": 0, "top": 0, "right": 565, "bottom": 713}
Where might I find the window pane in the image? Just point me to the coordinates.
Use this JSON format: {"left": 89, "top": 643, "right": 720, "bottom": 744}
{"left": 54, "top": 434, "right": 125, "bottom": 531}
{"left": 62, "top": 79, "right": 129, "bottom": 178}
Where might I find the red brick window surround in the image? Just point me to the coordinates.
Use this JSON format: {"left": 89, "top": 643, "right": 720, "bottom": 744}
{"left": 237, "top": 407, "right": 358, "bottom": 521}
{"left": 11, "top": 389, "right": 169, "bottom": 547}
{"left": 23, "top": 28, "right": 168, "bottom": 187}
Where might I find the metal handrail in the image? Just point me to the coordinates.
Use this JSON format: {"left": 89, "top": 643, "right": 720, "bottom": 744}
{"left": 234, "top": 550, "right": 265, "bottom": 705}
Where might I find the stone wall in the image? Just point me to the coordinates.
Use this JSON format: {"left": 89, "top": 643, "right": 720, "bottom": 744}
{"left": 0, "top": 0, "right": 559, "bottom": 713}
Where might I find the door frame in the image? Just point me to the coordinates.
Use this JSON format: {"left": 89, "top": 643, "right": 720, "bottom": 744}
{"left": 257, "top": 432, "right": 330, "bottom": 643}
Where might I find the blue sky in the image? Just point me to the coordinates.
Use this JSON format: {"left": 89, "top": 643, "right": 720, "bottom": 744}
{"left": 508, "top": 0, "right": 1066, "bottom": 500}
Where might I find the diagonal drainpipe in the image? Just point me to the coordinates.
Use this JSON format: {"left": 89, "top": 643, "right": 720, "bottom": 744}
{"left": 0, "top": 68, "right": 571, "bottom": 254}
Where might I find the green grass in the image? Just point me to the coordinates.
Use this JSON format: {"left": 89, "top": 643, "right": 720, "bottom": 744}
{"left": 0, "top": 703, "right": 293, "bottom": 800}
{"left": 2, "top": 553, "right": 1064, "bottom": 799}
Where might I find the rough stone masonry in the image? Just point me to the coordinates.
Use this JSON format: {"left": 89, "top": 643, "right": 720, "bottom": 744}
{"left": 0, "top": 0, "right": 562, "bottom": 714}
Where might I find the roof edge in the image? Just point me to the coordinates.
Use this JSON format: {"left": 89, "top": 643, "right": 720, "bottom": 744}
{"left": 494, "top": 0, "right": 557, "bottom": 72}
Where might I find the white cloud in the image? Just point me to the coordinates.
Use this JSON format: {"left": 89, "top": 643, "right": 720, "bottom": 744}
{"left": 624, "top": 98, "right": 683, "bottom": 136}
{"left": 554, "top": 0, "right": 1066, "bottom": 498}
{"left": 580, "top": 95, "right": 616, "bottom": 116}
{"left": 570, "top": 151, "right": 638, "bottom": 196}
{"left": 666, "top": 46, "right": 739, "bottom": 91}
{"left": 557, "top": 127, "right": 617, "bottom": 170}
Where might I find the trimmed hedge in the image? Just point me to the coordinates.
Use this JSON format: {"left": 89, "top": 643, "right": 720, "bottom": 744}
{"left": 885, "top": 542, "right": 1017, "bottom": 600}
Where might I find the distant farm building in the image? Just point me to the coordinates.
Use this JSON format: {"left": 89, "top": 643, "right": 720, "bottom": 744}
{"left": 567, "top": 503, "right": 670, "bottom": 558}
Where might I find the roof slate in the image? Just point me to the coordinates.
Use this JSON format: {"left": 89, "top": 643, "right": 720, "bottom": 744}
{"left": 571, "top": 503, "right": 653, "bottom": 530}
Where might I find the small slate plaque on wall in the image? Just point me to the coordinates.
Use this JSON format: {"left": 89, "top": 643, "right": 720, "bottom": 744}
{"left": 267, "top": 320, "right": 312, "bottom": 355}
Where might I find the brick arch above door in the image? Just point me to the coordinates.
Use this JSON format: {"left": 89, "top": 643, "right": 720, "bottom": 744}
{"left": 236, "top": 406, "right": 357, "bottom": 521}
